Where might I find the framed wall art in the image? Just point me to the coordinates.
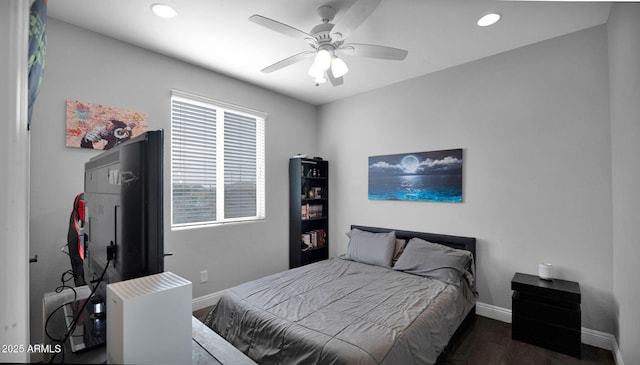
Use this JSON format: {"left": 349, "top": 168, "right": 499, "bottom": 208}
{"left": 368, "top": 149, "right": 463, "bottom": 202}
{"left": 65, "top": 99, "right": 148, "bottom": 150}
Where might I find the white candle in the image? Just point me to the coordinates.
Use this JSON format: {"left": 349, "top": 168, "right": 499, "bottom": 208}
{"left": 538, "top": 263, "right": 554, "bottom": 280}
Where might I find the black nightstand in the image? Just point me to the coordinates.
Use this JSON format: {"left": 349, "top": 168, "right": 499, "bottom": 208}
{"left": 511, "top": 272, "right": 581, "bottom": 358}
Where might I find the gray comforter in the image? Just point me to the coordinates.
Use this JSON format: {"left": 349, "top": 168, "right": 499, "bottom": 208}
{"left": 205, "top": 257, "right": 476, "bottom": 365}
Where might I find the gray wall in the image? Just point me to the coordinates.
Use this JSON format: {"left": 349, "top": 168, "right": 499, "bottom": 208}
{"left": 29, "top": 19, "right": 316, "bottom": 344}
{"left": 608, "top": 4, "right": 640, "bottom": 365}
{"left": 317, "top": 25, "right": 615, "bottom": 334}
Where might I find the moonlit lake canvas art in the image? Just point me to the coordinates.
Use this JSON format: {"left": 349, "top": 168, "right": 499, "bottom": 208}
{"left": 368, "top": 149, "right": 463, "bottom": 202}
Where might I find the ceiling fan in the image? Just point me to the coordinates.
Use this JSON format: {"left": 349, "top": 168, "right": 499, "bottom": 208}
{"left": 249, "top": 0, "right": 408, "bottom": 86}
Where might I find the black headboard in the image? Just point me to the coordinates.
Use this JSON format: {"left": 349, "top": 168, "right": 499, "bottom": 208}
{"left": 350, "top": 225, "right": 476, "bottom": 262}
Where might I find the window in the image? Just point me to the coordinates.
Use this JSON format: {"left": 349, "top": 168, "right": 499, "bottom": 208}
{"left": 171, "top": 89, "right": 266, "bottom": 228}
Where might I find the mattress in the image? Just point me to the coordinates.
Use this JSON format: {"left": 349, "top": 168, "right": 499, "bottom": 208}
{"left": 204, "top": 257, "right": 476, "bottom": 365}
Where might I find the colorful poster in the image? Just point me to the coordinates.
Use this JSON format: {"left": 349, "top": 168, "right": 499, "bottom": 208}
{"left": 65, "top": 99, "right": 148, "bottom": 150}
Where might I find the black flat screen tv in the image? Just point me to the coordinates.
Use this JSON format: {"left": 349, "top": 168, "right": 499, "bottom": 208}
{"left": 83, "top": 129, "right": 164, "bottom": 299}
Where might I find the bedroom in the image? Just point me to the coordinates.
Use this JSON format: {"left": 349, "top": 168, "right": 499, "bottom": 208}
{"left": 1, "top": 1, "right": 638, "bottom": 364}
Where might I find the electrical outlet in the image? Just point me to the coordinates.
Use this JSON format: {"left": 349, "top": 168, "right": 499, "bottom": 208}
{"left": 200, "top": 270, "right": 208, "bottom": 284}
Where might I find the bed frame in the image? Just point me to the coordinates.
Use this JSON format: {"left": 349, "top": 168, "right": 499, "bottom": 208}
{"left": 350, "top": 225, "right": 477, "bottom": 364}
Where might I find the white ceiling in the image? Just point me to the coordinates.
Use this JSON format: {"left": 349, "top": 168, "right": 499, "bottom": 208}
{"left": 47, "top": 0, "right": 612, "bottom": 105}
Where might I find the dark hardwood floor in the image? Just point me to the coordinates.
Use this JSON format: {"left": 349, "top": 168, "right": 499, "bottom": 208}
{"left": 193, "top": 306, "right": 210, "bottom": 322}
{"left": 437, "top": 316, "right": 614, "bottom": 365}
{"left": 193, "top": 307, "right": 615, "bottom": 365}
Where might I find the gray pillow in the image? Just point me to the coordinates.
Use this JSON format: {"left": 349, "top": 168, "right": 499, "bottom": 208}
{"left": 393, "top": 237, "right": 471, "bottom": 285}
{"left": 345, "top": 229, "right": 396, "bottom": 267}
{"left": 392, "top": 239, "right": 407, "bottom": 265}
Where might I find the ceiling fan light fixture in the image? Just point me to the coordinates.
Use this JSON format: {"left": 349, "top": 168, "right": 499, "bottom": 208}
{"left": 151, "top": 3, "right": 177, "bottom": 19}
{"left": 477, "top": 12, "right": 501, "bottom": 27}
{"left": 312, "top": 50, "right": 332, "bottom": 71}
{"left": 331, "top": 57, "right": 349, "bottom": 78}
{"left": 308, "top": 64, "right": 325, "bottom": 79}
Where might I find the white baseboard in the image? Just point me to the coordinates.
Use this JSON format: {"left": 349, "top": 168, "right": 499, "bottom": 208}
{"left": 581, "top": 327, "right": 615, "bottom": 351}
{"left": 475, "top": 301, "right": 618, "bottom": 357}
{"left": 611, "top": 337, "right": 624, "bottom": 365}
{"left": 192, "top": 290, "right": 226, "bottom": 311}
{"left": 476, "top": 302, "right": 512, "bottom": 323}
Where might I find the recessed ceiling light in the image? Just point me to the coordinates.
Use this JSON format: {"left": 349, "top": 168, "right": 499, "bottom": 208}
{"left": 151, "top": 3, "right": 177, "bottom": 19}
{"left": 477, "top": 12, "right": 501, "bottom": 27}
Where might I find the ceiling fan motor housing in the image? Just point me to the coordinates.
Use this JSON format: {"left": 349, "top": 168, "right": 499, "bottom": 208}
{"left": 317, "top": 5, "right": 336, "bottom": 23}
{"left": 311, "top": 5, "right": 339, "bottom": 45}
{"left": 311, "top": 23, "right": 335, "bottom": 45}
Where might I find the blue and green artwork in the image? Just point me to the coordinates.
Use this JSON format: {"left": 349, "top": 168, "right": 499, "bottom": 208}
{"left": 368, "top": 149, "right": 463, "bottom": 202}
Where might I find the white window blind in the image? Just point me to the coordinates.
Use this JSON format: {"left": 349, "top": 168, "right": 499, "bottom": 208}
{"left": 171, "top": 90, "right": 266, "bottom": 228}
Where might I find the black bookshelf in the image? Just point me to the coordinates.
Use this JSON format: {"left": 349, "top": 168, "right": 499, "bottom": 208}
{"left": 289, "top": 158, "right": 329, "bottom": 268}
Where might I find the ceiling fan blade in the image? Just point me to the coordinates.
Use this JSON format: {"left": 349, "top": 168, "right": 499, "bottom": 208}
{"left": 249, "top": 15, "right": 314, "bottom": 43}
{"left": 342, "top": 43, "right": 408, "bottom": 60}
{"left": 331, "top": 0, "right": 382, "bottom": 40}
{"left": 327, "top": 71, "right": 344, "bottom": 86}
{"left": 261, "top": 51, "right": 315, "bottom": 73}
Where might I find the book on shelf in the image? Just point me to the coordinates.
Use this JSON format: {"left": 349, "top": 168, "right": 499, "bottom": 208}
{"left": 314, "top": 229, "right": 326, "bottom": 248}
{"left": 309, "top": 204, "right": 322, "bottom": 218}
{"left": 301, "top": 203, "right": 323, "bottom": 219}
{"left": 301, "top": 229, "right": 325, "bottom": 250}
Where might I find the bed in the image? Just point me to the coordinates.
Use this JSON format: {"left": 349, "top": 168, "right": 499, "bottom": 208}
{"left": 204, "top": 225, "right": 477, "bottom": 365}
